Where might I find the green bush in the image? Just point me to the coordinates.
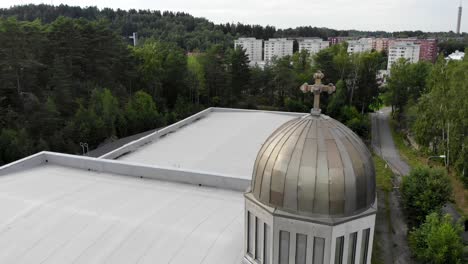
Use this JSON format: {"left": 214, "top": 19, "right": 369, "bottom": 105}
{"left": 284, "top": 97, "right": 308, "bottom": 113}
{"left": 409, "top": 212, "right": 463, "bottom": 264}
{"left": 339, "top": 106, "right": 370, "bottom": 138}
{"left": 401, "top": 166, "right": 452, "bottom": 227}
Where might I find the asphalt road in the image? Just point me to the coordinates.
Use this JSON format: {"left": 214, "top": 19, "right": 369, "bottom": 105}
{"left": 371, "top": 107, "right": 412, "bottom": 264}
{"left": 372, "top": 107, "right": 411, "bottom": 177}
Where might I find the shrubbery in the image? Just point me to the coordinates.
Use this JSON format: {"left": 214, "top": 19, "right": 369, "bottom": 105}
{"left": 401, "top": 166, "right": 452, "bottom": 227}
{"left": 409, "top": 212, "right": 464, "bottom": 264}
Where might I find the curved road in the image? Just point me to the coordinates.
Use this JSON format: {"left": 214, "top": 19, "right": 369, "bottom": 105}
{"left": 371, "top": 107, "right": 412, "bottom": 264}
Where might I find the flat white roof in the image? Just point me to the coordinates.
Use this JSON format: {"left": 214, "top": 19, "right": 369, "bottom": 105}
{"left": 117, "top": 110, "right": 299, "bottom": 179}
{"left": 0, "top": 164, "right": 244, "bottom": 264}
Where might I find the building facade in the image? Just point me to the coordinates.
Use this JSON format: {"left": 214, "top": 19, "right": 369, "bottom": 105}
{"left": 389, "top": 38, "right": 438, "bottom": 62}
{"left": 264, "top": 38, "right": 294, "bottom": 62}
{"left": 298, "top": 38, "right": 330, "bottom": 55}
{"left": 387, "top": 42, "right": 420, "bottom": 70}
{"left": 347, "top": 38, "right": 373, "bottom": 54}
{"left": 235, "top": 38, "right": 264, "bottom": 64}
{"left": 328, "top": 37, "right": 355, "bottom": 45}
{"left": 373, "top": 38, "right": 390, "bottom": 52}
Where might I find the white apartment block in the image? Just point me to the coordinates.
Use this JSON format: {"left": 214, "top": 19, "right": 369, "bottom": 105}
{"left": 234, "top": 38, "right": 263, "bottom": 64}
{"left": 347, "top": 38, "right": 373, "bottom": 54}
{"left": 387, "top": 42, "right": 420, "bottom": 70}
{"left": 264, "top": 38, "right": 294, "bottom": 62}
{"left": 298, "top": 38, "right": 330, "bottom": 55}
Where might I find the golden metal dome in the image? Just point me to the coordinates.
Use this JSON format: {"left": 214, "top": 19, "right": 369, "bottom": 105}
{"left": 251, "top": 114, "right": 376, "bottom": 218}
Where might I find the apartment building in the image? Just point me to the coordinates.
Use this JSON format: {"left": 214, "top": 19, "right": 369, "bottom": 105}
{"left": 373, "top": 38, "right": 390, "bottom": 52}
{"left": 390, "top": 38, "right": 438, "bottom": 62}
{"left": 297, "top": 38, "right": 330, "bottom": 55}
{"left": 234, "top": 37, "right": 263, "bottom": 64}
{"left": 347, "top": 38, "right": 373, "bottom": 54}
{"left": 264, "top": 38, "right": 294, "bottom": 62}
{"left": 328, "top": 36, "right": 355, "bottom": 45}
{"left": 387, "top": 42, "right": 420, "bottom": 70}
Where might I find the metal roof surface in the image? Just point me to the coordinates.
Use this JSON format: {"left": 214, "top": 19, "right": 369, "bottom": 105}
{"left": 251, "top": 114, "right": 376, "bottom": 218}
{"left": 0, "top": 165, "right": 244, "bottom": 264}
{"left": 118, "top": 111, "right": 297, "bottom": 179}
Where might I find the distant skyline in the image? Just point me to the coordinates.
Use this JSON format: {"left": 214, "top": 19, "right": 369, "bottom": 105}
{"left": 0, "top": 0, "right": 466, "bottom": 33}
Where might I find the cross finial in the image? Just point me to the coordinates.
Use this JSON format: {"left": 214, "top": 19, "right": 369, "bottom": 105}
{"left": 300, "top": 71, "right": 336, "bottom": 115}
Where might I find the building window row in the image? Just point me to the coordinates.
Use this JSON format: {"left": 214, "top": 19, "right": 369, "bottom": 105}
{"left": 335, "top": 229, "right": 370, "bottom": 264}
{"left": 278, "top": 231, "right": 326, "bottom": 264}
{"left": 247, "top": 211, "right": 371, "bottom": 264}
{"left": 247, "top": 211, "right": 272, "bottom": 263}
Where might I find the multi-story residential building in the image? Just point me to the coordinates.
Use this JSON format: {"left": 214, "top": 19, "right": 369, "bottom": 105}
{"left": 390, "top": 38, "right": 438, "bottom": 62}
{"left": 416, "top": 39, "right": 438, "bottom": 62}
{"left": 387, "top": 42, "right": 420, "bottom": 70}
{"left": 347, "top": 38, "right": 373, "bottom": 54}
{"left": 328, "top": 36, "right": 355, "bottom": 45}
{"left": 263, "top": 38, "right": 294, "bottom": 62}
{"left": 297, "top": 38, "right": 330, "bottom": 55}
{"left": 373, "top": 38, "right": 390, "bottom": 52}
{"left": 234, "top": 38, "right": 263, "bottom": 64}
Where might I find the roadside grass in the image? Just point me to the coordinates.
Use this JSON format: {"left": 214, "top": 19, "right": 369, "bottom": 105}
{"left": 371, "top": 233, "right": 385, "bottom": 264}
{"left": 389, "top": 120, "right": 468, "bottom": 217}
{"left": 373, "top": 153, "right": 394, "bottom": 193}
{"left": 373, "top": 153, "right": 394, "bottom": 233}
{"left": 372, "top": 153, "right": 394, "bottom": 264}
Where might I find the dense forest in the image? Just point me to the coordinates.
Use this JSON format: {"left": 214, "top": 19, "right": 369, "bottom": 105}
{"left": 1, "top": 4, "right": 467, "bottom": 51}
{"left": 0, "top": 4, "right": 466, "bottom": 167}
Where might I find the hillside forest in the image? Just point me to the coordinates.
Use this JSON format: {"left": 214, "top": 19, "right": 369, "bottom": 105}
{"left": 0, "top": 4, "right": 467, "bottom": 188}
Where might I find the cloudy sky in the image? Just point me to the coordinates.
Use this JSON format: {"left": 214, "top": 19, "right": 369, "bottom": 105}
{"left": 0, "top": 0, "right": 465, "bottom": 32}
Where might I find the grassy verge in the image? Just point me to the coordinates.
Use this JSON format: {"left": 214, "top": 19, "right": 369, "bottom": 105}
{"left": 372, "top": 153, "right": 394, "bottom": 264}
{"left": 371, "top": 232, "right": 385, "bottom": 264}
{"left": 373, "top": 153, "right": 394, "bottom": 193}
{"left": 389, "top": 120, "right": 468, "bottom": 217}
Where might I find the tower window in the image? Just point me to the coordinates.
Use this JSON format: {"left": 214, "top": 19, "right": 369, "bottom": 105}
{"left": 255, "top": 217, "right": 262, "bottom": 260}
{"left": 335, "top": 236, "right": 344, "bottom": 264}
{"left": 264, "top": 223, "right": 271, "bottom": 264}
{"left": 247, "top": 212, "right": 254, "bottom": 255}
{"left": 348, "top": 232, "right": 358, "bottom": 264}
{"left": 279, "top": 231, "right": 290, "bottom": 264}
{"left": 295, "top": 233, "right": 307, "bottom": 264}
{"left": 360, "top": 229, "right": 370, "bottom": 264}
{"left": 313, "top": 237, "right": 325, "bottom": 264}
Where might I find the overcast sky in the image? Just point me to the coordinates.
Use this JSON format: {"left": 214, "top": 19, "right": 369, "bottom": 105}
{"left": 0, "top": 0, "right": 465, "bottom": 32}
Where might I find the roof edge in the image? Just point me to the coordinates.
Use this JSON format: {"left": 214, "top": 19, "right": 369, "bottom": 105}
{"left": 99, "top": 107, "right": 307, "bottom": 160}
{"left": 0, "top": 151, "right": 250, "bottom": 192}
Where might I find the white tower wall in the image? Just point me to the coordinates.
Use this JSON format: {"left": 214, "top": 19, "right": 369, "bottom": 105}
{"left": 243, "top": 196, "right": 376, "bottom": 264}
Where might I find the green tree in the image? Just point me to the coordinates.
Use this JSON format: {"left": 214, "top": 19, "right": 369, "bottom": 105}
{"left": 385, "top": 59, "right": 431, "bottom": 117}
{"left": 0, "top": 128, "right": 33, "bottom": 165}
{"left": 272, "top": 56, "right": 296, "bottom": 106}
{"left": 200, "top": 45, "right": 228, "bottom": 105}
{"left": 89, "top": 88, "right": 121, "bottom": 137}
{"left": 292, "top": 49, "right": 314, "bottom": 83}
{"left": 326, "top": 79, "right": 347, "bottom": 117}
{"left": 409, "top": 212, "right": 464, "bottom": 264}
{"left": 401, "top": 167, "right": 452, "bottom": 227}
{"left": 411, "top": 56, "right": 468, "bottom": 184}
{"left": 186, "top": 55, "right": 206, "bottom": 104}
{"left": 125, "top": 91, "right": 162, "bottom": 134}
{"left": 133, "top": 40, "right": 188, "bottom": 108}
{"left": 67, "top": 104, "right": 106, "bottom": 148}
{"left": 227, "top": 47, "right": 250, "bottom": 105}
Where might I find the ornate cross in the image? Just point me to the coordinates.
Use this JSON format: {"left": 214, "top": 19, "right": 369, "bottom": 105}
{"left": 300, "top": 71, "right": 336, "bottom": 115}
